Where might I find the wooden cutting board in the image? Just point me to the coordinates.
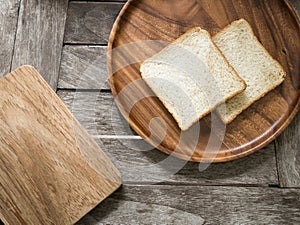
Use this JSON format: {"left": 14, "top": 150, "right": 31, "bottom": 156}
{"left": 107, "top": 0, "right": 300, "bottom": 162}
{"left": 0, "top": 66, "right": 121, "bottom": 225}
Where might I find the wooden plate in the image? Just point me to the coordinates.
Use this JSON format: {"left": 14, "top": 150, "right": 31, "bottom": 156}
{"left": 107, "top": 0, "right": 300, "bottom": 162}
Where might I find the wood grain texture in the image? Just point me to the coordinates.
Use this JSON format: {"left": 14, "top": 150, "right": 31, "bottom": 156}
{"left": 71, "top": 0, "right": 127, "bottom": 2}
{"left": 58, "top": 45, "right": 110, "bottom": 90}
{"left": 290, "top": 0, "right": 300, "bottom": 15}
{"left": 64, "top": 2, "right": 124, "bottom": 44}
{"left": 274, "top": 0, "right": 300, "bottom": 188}
{"left": 0, "top": 66, "right": 121, "bottom": 225}
{"left": 0, "top": 0, "right": 20, "bottom": 77}
{"left": 77, "top": 185, "right": 300, "bottom": 224}
{"left": 57, "top": 90, "right": 135, "bottom": 136}
{"left": 77, "top": 197, "right": 205, "bottom": 225}
{"left": 98, "top": 138, "right": 278, "bottom": 186}
{"left": 1, "top": 1, "right": 299, "bottom": 225}
{"left": 57, "top": 90, "right": 278, "bottom": 186}
{"left": 58, "top": 0, "right": 300, "bottom": 187}
{"left": 276, "top": 113, "right": 300, "bottom": 188}
{"left": 107, "top": 0, "right": 300, "bottom": 162}
{"left": 11, "top": 0, "right": 68, "bottom": 90}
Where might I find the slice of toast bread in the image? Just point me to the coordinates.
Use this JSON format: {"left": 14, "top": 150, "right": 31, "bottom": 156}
{"left": 213, "top": 19, "right": 286, "bottom": 124}
{"left": 140, "top": 28, "right": 246, "bottom": 130}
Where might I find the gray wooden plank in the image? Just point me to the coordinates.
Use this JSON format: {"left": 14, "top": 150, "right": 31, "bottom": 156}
{"left": 59, "top": 0, "right": 300, "bottom": 91}
{"left": 58, "top": 45, "right": 110, "bottom": 89}
{"left": 57, "top": 90, "right": 133, "bottom": 136}
{"left": 57, "top": 90, "right": 278, "bottom": 186}
{"left": 276, "top": 113, "right": 300, "bottom": 188}
{"left": 77, "top": 185, "right": 300, "bottom": 225}
{"left": 274, "top": 0, "right": 300, "bottom": 188}
{"left": 0, "top": 0, "right": 20, "bottom": 77}
{"left": 71, "top": 0, "right": 127, "bottom": 1}
{"left": 64, "top": 0, "right": 299, "bottom": 46}
{"left": 99, "top": 138, "right": 278, "bottom": 186}
{"left": 59, "top": 0, "right": 300, "bottom": 188}
{"left": 78, "top": 194, "right": 205, "bottom": 225}
{"left": 11, "top": 0, "right": 69, "bottom": 90}
{"left": 290, "top": 0, "right": 300, "bottom": 15}
{"left": 64, "top": 2, "right": 124, "bottom": 44}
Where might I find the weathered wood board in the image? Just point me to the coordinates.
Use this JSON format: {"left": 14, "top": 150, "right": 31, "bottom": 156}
{"left": 0, "top": 66, "right": 121, "bottom": 225}
{"left": 57, "top": 90, "right": 278, "bottom": 186}
{"left": 64, "top": 2, "right": 124, "bottom": 45}
{"left": 76, "top": 185, "right": 300, "bottom": 224}
{"left": 58, "top": 45, "right": 110, "bottom": 90}
{"left": 11, "top": 0, "right": 69, "bottom": 90}
{"left": 0, "top": 0, "right": 20, "bottom": 77}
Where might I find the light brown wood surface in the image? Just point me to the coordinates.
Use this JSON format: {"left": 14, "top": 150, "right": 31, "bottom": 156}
{"left": 0, "top": 66, "right": 121, "bottom": 225}
{"left": 107, "top": 0, "right": 300, "bottom": 162}
{"left": 1, "top": 1, "right": 300, "bottom": 224}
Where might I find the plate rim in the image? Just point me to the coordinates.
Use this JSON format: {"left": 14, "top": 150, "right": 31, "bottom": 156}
{"left": 107, "top": 0, "right": 300, "bottom": 162}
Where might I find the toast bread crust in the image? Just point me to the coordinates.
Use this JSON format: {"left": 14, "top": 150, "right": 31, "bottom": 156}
{"left": 214, "top": 19, "right": 286, "bottom": 124}
{"left": 141, "top": 28, "right": 246, "bottom": 130}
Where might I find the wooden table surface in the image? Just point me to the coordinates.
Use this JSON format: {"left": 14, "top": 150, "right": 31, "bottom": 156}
{"left": 0, "top": 0, "right": 299, "bottom": 224}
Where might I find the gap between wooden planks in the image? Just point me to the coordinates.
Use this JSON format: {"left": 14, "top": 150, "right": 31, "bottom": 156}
{"left": 60, "top": 0, "right": 300, "bottom": 188}
{"left": 76, "top": 184, "right": 300, "bottom": 225}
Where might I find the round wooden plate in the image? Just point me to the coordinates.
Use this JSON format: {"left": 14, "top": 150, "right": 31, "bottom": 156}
{"left": 107, "top": 0, "right": 300, "bottom": 162}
